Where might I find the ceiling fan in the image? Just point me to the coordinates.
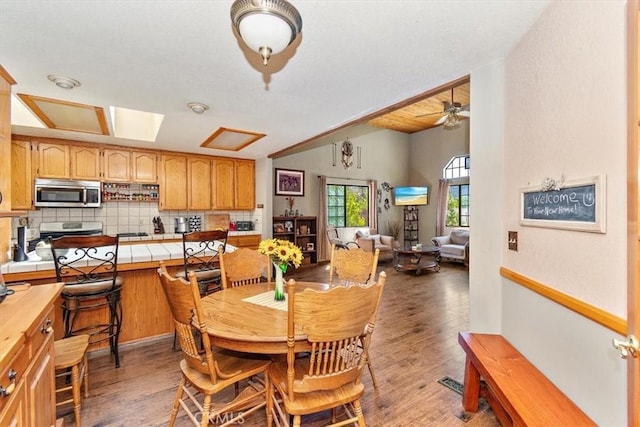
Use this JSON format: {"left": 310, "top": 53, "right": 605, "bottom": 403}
{"left": 417, "top": 88, "right": 470, "bottom": 129}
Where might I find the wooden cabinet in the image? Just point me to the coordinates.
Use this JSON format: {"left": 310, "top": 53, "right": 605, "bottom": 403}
{"left": 212, "top": 158, "right": 234, "bottom": 210}
{"left": 11, "top": 139, "right": 33, "bottom": 210}
{"left": 102, "top": 148, "right": 131, "bottom": 182}
{"left": 272, "top": 216, "right": 317, "bottom": 265}
{"left": 227, "top": 234, "right": 261, "bottom": 249}
{"left": 0, "top": 66, "right": 16, "bottom": 263}
{"left": 70, "top": 145, "right": 101, "bottom": 180}
{"left": 35, "top": 141, "right": 70, "bottom": 179}
{"left": 0, "top": 283, "right": 61, "bottom": 427}
{"left": 131, "top": 151, "right": 157, "bottom": 183}
{"left": 188, "top": 156, "right": 212, "bottom": 210}
{"left": 212, "top": 158, "right": 256, "bottom": 210}
{"left": 160, "top": 153, "right": 187, "bottom": 210}
{"left": 235, "top": 160, "right": 255, "bottom": 210}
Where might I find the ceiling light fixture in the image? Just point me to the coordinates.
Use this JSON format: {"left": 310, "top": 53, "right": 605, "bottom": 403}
{"left": 187, "top": 102, "right": 209, "bottom": 114}
{"left": 443, "top": 111, "right": 461, "bottom": 130}
{"left": 230, "top": 0, "right": 303, "bottom": 66}
{"left": 47, "top": 75, "right": 81, "bottom": 89}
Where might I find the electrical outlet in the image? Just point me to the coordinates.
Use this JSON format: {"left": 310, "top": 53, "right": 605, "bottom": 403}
{"left": 508, "top": 231, "right": 518, "bottom": 251}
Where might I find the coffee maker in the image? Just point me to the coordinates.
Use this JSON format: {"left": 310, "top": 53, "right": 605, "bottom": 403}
{"left": 174, "top": 217, "right": 187, "bottom": 233}
{"left": 13, "top": 226, "right": 28, "bottom": 262}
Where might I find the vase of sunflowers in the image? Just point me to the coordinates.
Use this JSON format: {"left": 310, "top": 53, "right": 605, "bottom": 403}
{"left": 258, "top": 238, "right": 303, "bottom": 301}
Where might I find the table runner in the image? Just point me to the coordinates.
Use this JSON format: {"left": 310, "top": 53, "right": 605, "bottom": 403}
{"left": 242, "top": 291, "right": 288, "bottom": 311}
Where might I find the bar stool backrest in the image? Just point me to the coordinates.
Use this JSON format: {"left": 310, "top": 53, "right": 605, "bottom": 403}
{"left": 182, "top": 229, "right": 228, "bottom": 276}
{"left": 50, "top": 235, "right": 120, "bottom": 289}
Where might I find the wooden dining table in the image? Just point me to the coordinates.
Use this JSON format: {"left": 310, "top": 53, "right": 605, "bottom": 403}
{"left": 199, "top": 281, "right": 329, "bottom": 354}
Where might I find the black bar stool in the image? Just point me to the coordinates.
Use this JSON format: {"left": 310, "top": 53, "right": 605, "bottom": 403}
{"left": 175, "top": 229, "right": 228, "bottom": 297}
{"left": 50, "top": 235, "right": 123, "bottom": 368}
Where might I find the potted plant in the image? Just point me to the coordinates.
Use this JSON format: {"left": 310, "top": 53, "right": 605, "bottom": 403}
{"left": 387, "top": 220, "right": 402, "bottom": 248}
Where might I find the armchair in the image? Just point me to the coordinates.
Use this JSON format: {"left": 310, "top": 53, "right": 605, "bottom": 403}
{"left": 355, "top": 228, "right": 394, "bottom": 261}
{"left": 326, "top": 227, "right": 359, "bottom": 250}
{"left": 432, "top": 229, "right": 469, "bottom": 266}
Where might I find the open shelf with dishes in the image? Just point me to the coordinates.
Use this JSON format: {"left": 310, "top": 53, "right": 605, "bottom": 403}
{"left": 103, "top": 182, "right": 159, "bottom": 202}
{"left": 272, "top": 216, "right": 317, "bottom": 265}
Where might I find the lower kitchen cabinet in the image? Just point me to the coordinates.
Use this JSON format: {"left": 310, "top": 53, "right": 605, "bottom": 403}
{"left": 0, "top": 283, "right": 61, "bottom": 427}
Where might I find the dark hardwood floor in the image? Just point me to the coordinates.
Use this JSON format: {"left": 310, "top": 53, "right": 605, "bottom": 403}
{"left": 62, "top": 261, "right": 498, "bottom": 426}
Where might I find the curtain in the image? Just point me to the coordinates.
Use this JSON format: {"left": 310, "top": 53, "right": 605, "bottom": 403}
{"left": 368, "top": 179, "right": 378, "bottom": 232}
{"left": 436, "top": 179, "right": 450, "bottom": 236}
{"left": 318, "top": 175, "right": 328, "bottom": 261}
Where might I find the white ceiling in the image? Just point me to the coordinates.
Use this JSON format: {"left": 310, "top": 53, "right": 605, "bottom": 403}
{"left": 0, "top": 1, "right": 550, "bottom": 160}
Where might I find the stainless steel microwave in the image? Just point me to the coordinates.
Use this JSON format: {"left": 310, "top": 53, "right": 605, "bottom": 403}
{"left": 34, "top": 178, "right": 102, "bottom": 208}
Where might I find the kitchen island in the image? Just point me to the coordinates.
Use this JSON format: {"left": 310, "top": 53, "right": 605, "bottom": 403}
{"left": 0, "top": 233, "right": 261, "bottom": 356}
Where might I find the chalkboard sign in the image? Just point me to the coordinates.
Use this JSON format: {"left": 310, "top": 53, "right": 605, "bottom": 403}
{"left": 520, "top": 175, "right": 606, "bottom": 233}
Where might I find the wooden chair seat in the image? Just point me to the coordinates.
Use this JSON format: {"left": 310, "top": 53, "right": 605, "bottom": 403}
{"left": 54, "top": 334, "right": 90, "bottom": 427}
{"left": 268, "top": 358, "right": 365, "bottom": 415}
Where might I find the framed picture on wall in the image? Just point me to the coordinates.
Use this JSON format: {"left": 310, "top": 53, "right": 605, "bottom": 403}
{"left": 275, "top": 168, "right": 305, "bottom": 196}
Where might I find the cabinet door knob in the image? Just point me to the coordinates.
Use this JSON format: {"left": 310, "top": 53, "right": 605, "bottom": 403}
{"left": 41, "top": 318, "right": 53, "bottom": 334}
{"left": 0, "top": 369, "right": 17, "bottom": 397}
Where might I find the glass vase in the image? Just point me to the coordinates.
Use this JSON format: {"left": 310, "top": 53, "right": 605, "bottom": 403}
{"left": 273, "top": 262, "right": 285, "bottom": 301}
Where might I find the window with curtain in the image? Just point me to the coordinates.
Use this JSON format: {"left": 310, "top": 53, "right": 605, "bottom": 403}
{"left": 443, "top": 155, "right": 470, "bottom": 227}
{"left": 327, "top": 184, "right": 369, "bottom": 227}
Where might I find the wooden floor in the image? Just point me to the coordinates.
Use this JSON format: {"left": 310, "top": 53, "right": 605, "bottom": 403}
{"left": 62, "top": 261, "right": 499, "bottom": 426}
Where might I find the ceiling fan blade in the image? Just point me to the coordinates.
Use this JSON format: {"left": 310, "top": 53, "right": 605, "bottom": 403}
{"left": 458, "top": 110, "right": 471, "bottom": 118}
{"left": 435, "top": 114, "right": 448, "bottom": 125}
{"left": 415, "top": 111, "right": 443, "bottom": 118}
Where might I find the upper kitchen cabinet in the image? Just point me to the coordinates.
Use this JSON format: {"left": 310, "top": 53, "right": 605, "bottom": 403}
{"left": 211, "top": 158, "right": 255, "bottom": 210}
{"left": 11, "top": 138, "right": 33, "bottom": 210}
{"left": 212, "top": 158, "right": 234, "bottom": 210}
{"left": 70, "top": 145, "right": 101, "bottom": 180}
{"left": 131, "top": 151, "right": 157, "bottom": 183}
{"left": 34, "top": 141, "right": 70, "bottom": 179}
{"left": 102, "top": 148, "right": 131, "bottom": 182}
{"left": 159, "top": 153, "right": 187, "bottom": 210}
{"left": 188, "top": 156, "right": 212, "bottom": 210}
{"left": 234, "top": 159, "right": 255, "bottom": 210}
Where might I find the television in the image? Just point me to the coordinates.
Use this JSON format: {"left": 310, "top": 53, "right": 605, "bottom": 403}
{"left": 393, "top": 186, "right": 429, "bottom": 206}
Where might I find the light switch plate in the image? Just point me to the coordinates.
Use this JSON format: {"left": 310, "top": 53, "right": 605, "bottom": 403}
{"left": 508, "top": 231, "right": 518, "bottom": 251}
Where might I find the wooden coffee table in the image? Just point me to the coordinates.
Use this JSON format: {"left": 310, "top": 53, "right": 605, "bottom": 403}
{"left": 393, "top": 245, "right": 440, "bottom": 275}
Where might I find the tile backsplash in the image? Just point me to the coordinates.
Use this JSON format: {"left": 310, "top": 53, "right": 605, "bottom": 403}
{"left": 12, "top": 202, "right": 263, "bottom": 239}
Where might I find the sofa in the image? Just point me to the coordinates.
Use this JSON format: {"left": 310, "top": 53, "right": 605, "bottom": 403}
{"left": 432, "top": 229, "right": 469, "bottom": 266}
{"left": 355, "top": 228, "right": 394, "bottom": 261}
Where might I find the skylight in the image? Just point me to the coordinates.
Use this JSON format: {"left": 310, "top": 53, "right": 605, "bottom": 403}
{"left": 109, "top": 106, "right": 164, "bottom": 142}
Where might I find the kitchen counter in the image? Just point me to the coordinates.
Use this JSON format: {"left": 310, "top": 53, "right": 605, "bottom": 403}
{"left": 0, "top": 233, "right": 262, "bottom": 351}
{"left": 1, "top": 232, "right": 261, "bottom": 275}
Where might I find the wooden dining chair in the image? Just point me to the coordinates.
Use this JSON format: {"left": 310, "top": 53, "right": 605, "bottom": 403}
{"left": 328, "top": 243, "right": 381, "bottom": 388}
{"left": 219, "top": 248, "right": 271, "bottom": 290}
{"left": 157, "top": 261, "right": 270, "bottom": 427}
{"left": 266, "top": 272, "right": 386, "bottom": 427}
{"left": 51, "top": 235, "right": 123, "bottom": 368}
{"left": 176, "top": 229, "right": 228, "bottom": 297}
{"left": 328, "top": 243, "right": 380, "bottom": 287}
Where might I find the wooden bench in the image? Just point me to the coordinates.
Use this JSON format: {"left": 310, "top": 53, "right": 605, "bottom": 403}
{"left": 458, "top": 332, "right": 596, "bottom": 426}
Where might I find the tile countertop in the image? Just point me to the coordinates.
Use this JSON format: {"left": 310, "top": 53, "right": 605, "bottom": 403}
{"left": 1, "top": 240, "right": 238, "bottom": 274}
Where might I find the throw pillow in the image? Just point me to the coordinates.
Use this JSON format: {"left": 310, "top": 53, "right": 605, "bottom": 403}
{"left": 355, "top": 229, "right": 370, "bottom": 238}
{"left": 370, "top": 234, "right": 382, "bottom": 246}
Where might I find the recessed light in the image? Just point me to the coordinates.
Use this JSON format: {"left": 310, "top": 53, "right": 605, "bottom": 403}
{"left": 188, "top": 102, "right": 209, "bottom": 114}
{"left": 47, "top": 75, "right": 81, "bottom": 89}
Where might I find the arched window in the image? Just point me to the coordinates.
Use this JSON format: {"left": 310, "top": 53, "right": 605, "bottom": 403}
{"left": 443, "top": 155, "right": 470, "bottom": 227}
